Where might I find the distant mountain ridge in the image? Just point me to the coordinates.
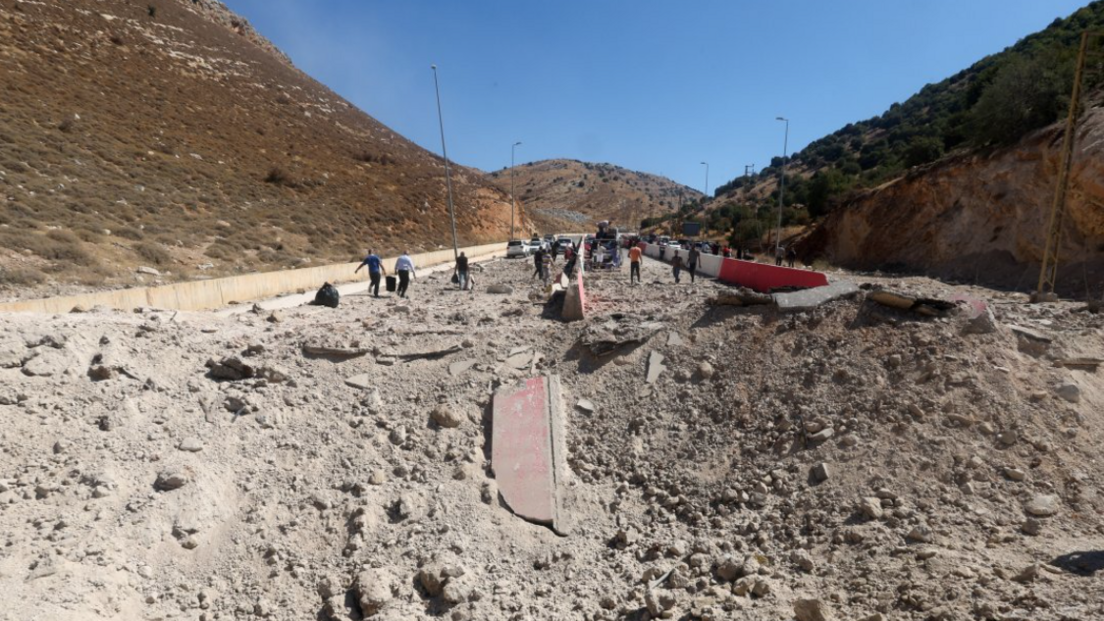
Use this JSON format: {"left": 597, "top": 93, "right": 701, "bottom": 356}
{"left": 490, "top": 159, "right": 703, "bottom": 231}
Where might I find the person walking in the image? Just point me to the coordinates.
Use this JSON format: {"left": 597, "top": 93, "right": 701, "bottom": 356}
{"left": 687, "top": 245, "right": 701, "bottom": 283}
{"left": 354, "top": 249, "right": 386, "bottom": 298}
{"left": 775, "top": 245, "right": 785, "bottom": 266}
{"left": 628, "top": 244, "right": 642, "bottom": 285}
{"left": 454, "top": 251, "right": 470, "bottom": 291}
{"left": 563, "top": 244, "right": 577, "bottom": 279}
{"left": 671, "top": 253, "right": 684, "bottom": 284}
{"left": 531, "top": 246, "right": 545, "bottom": 280}
{"left": 394, "top": 250, "right": 416, "bottom": 298}
{"left": 786, "top": 247, "right": 797, "bottom": 268}
{"left": 541, "top": 248, "right": 553, "bottom": 285}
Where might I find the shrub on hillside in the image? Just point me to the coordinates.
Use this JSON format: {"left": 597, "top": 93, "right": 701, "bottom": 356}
{"left": 135, "top": 241, "right": 172, "bottom": 266}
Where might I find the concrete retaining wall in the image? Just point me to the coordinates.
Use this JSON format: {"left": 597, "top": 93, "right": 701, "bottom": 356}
{"left": 0, "top": 242, "right": 506, "bottom": 314}
{"left": 638, "top": 242, "right": 828, "bottom": 292}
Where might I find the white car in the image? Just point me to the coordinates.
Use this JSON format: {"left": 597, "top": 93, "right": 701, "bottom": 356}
{"left": 507, "top": 240, "right": 530, "bottom": 258}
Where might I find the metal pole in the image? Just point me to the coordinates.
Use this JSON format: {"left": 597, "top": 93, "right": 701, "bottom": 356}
{"left": 775, "top": 117, "right": 789, "bottom": 255}
{"left": 1036, "top": 31, "right": 1093, "bottom": 300}
{"left": 431, "top": 65, "right": 459, "bottom": 259}
{"left": 700, "top": 161, "right": 709, "bottom": 200}
{"left": 510, "top": 141, "right": 521, "bottom": 240}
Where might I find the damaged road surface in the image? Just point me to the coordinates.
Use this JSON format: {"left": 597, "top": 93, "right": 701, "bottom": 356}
{"left": 491, "top": 375, "right": 568, "bottom": 535}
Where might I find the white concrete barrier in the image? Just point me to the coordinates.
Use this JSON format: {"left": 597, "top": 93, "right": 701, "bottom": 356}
{"left": 0, "top": 242, "right": 507, "bottom": 314}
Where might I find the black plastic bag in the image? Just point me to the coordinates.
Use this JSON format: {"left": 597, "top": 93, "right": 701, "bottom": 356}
{"left": 313, "top": 282, "right": 340, "bottom": 308}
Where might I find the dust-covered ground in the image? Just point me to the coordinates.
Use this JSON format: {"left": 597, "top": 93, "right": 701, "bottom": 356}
{"left": 1, "top": 255, "right": 1102, "bottom": 621}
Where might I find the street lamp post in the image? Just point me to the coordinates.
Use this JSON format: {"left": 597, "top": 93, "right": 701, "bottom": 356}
{"left": 431, "top": 64, "right": 459, "bottom": 259}
{"left": 775, "top": 117, "right": 789, "bottom": 257}
{"left": 700, "top": 161, "right": 709, "bottom": 201}
{"left": 510, "top": 141, "right": 522, "bottom": 240}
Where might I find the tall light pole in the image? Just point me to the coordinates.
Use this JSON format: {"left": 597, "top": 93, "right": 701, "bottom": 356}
{"left": 775, "top": 116, "right": 789, "bottom": 256}
{"left": 431, "top": 64, "right": 459, "bottom": 259}
{"left": 510, "top": 141, "right": 522, "bottom": 240}
{"left": 700, "top": 161, "right": 709, "bottom": 202}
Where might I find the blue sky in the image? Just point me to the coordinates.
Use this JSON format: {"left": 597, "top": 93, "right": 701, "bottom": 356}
{"left": 222, "top": 0, "right": 1088, "bottom": 193}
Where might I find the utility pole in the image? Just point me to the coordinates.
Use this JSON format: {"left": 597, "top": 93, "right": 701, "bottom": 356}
{"left": 700, "top": 161, "right": 709, "bottom": 201}
{"left": 510, "top": 141, "right": 522, "bottom": 240}
{"left": 775, "top": 117, "right": 789, "bottom": 255}
{"left": 1035, "top": 31, "right": 1100, "bottom": 302}
{"left": 431, "top": 65, "right": 458, "bottom": 259}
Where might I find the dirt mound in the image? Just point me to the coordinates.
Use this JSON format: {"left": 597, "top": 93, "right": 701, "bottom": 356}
{"left": 0, "top": 256, "right": 1101, "bottom": 620}
{"left": 0, "top": 0, "right": 522, "bottom": 299}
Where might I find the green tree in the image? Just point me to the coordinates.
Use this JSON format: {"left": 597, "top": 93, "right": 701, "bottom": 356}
{"left": 969, "top": 49, "right": 1073, "bottom": 145}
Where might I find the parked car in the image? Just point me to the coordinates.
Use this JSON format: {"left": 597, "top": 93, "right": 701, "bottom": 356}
{"left": 506, "top": 239, "right": 530, "bottom": 258}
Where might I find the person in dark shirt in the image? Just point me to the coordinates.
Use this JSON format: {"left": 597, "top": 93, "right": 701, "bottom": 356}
{"left": 354, "top": 249, "right": 386, "bottom": 298}
{"left": 671, "top": 254, "right": 684, "bottom": 284}
{"left": 531, "top": 247, "right": 545, "bottom": 280}
{"left": 454, "top": 251, "right": 470, "bottom": 291}
{"left": 687, "top": 246, "right": 700, "bottom": 283}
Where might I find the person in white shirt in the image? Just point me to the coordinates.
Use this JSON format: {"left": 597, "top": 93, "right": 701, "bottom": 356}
{"left": 394, "top": 251, "right": 416, "bottom": 298}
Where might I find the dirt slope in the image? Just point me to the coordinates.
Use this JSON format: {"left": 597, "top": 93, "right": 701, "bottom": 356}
{"left": 802, "top": 109, "right": 1104, "bottom": 296}
{"left": 0, "top": 0, "right": 521, "bottom": 298}
{"left": 0, "top": 257, "right": 1101, "bottom": 620}
{"left": 491, "top": 159, "right": 703, "bottom": 232}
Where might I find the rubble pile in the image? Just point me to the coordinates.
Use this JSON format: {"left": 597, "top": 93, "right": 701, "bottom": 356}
{"left": 0, "top": 257, "right": 1101, "bottom": 620}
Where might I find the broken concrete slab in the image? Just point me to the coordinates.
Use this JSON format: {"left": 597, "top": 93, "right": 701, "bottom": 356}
{"left": 773, "top": 281, "right": 859, "bottom": 312}
{"left": 562, "top": 269, "right": 586, "bottom": 321}
{"left": 491, "top": 375, "right": 567, "bottom": 535}
{"left": 448, "top": 359, "right": 476, "bottom": 376}
{"left": 575, "top": 398, "right": 595, "bottom": 413}
{"left": 580, "top": 319, "right": 664, "bottom": 357}
{"left": 345, "top": 374, "right": 371, "bottom": 390}
{"left": 708, "top": 288, "right": 772, "bottom": 306}
{"left": 867, "top": 289, "right": 956, "bottom": 316}
{"left": 504, "top": 352, "right": 532, "bottom": 370}
{"left": 646, "top": 351, "right": 666, "bottom": 384}
{"left": 667, "top": 332, "right": 684, "bottom": 347}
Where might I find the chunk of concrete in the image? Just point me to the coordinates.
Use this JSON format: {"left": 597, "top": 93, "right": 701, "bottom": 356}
{"left": 492, "top": 375, "right": 567, "bottom": 534}
{"left": 345, "top": 374, "right": 372, "bottom": 390}
{"left": 448, "top": 360, "right": 476, "bottom": 376}
{"left": 646, "top": 351, "right": 666, "bottom": 384}
{"left": 773, "top": 281, "right": 859, "bottom": 312}
{"left": 562, "top": 270, "right": 586, "bottom": 321}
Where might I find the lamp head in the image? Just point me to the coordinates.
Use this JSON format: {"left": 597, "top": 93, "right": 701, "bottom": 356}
{"left": 776, "top": 116, "right": 786, "bottom": 121}
{"left": 431, "top": 64, "right": 437, "bottom": 70}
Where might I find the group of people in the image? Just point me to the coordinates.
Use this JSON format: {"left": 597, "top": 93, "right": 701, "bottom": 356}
{"left": 354, "top": 249, "right": 418, "bottom": 298}
{"left": 530, "top": 241, "right": 580, "bottom": 286}
{"left": 775, "top": 245, "right": 798, "bottom": 268}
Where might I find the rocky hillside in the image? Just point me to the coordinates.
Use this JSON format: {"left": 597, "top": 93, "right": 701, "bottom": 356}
{"left": 801, "top": 107, "right": 1104, "bottom": 296}
{"left": 490, "top": 159, "right": 702, "bottom": 232}
{"left": 0, "top": 0, "right": 522, "bottom": 299}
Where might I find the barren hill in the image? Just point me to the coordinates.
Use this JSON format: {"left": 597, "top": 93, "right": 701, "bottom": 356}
{"left": 0, "top": 0, "right": 521, "bottom": 299}
{"left": 490, "top": 159, "right": 702, "bottom": 232}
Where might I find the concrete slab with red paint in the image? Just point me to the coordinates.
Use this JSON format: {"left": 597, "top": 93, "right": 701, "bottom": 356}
{"left": 491, "top": 375, "right": 567, "bottom": 534}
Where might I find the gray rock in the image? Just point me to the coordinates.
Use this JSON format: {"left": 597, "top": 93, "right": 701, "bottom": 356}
{"left": 811, "top": 462, "right": 831, "bottom": 483}
{"left": 794, "top": 598, "right": 835, "bottom": 621}
{"left": 1024, "top": 494, "right": 1059, "bottom": 517}
{"left": 356, "top": 568, "right": 395, "bottom": 616}
{"left": 345, "top": 374, "right": 372, "bottom": 390}
{"left": 155, "top": 470, "right": 189, "bottom": 491}
{"left": 698, "top": 361, "right": 715, "bottom": 380}
{"left": 859, "top": 497, "right": 884, "bottom": 520}
{"left": 178, "top": 438, "right": 204, "bottom": 452}
{"left": 486, "top": 284, "right": 513, "bottom": 294}
{"left": 1055, "top": 383, "right": 1081, "bottom": 403}
{"left": 137, "top": 266, "right": 161, "bottom": 276}
{"left": 962, "top": 306, "right": 999, "bottom": 334}
{"left": 646, "top": 351, "right": 666, "bottom": 384}
{"left": 906, "top": 525, "right": 934, "bottom": 543}
{"left": 807, "top": 428, "right": 835, "bottom": 445}
{"left": 575, "top": 398, "right": 595, "bottom": 413}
